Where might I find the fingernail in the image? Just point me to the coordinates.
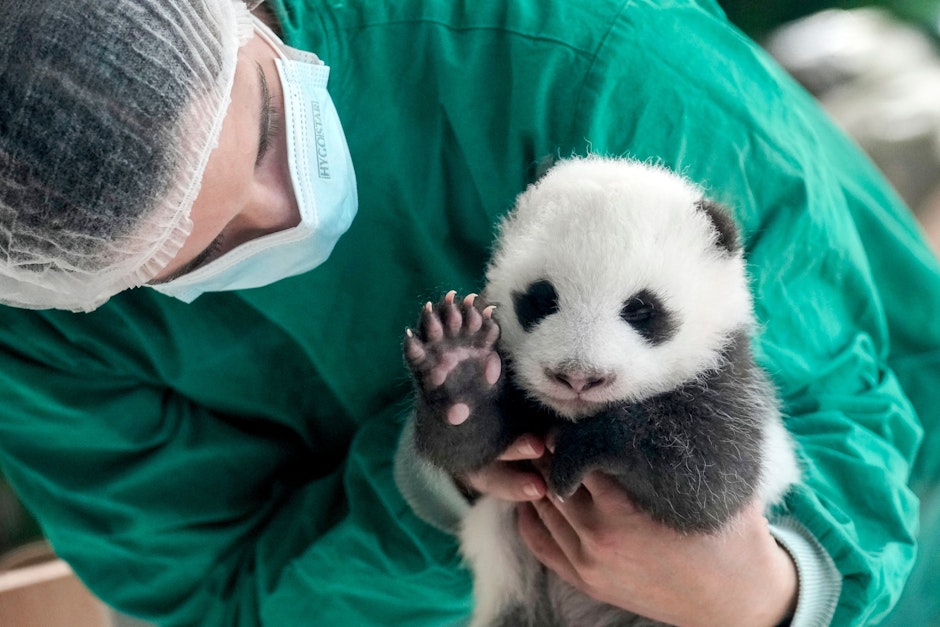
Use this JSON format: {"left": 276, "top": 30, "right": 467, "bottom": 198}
{"left": 523, "top": 483, "right": 541, "bottom": 498}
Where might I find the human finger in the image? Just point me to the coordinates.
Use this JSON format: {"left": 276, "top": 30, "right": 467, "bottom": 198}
{"left": 461, "top": 462, "right": 546, "bottom": 501}
{"left": 537, "top": 480, "right": 618, "bottom": 541}
{"left": 517, "top": 502, "right": 584, "bottom": 588}
{"left": 496, "top": 434, "right": 545, "bottom": 462}
{"left": 578, "top": 471, "right": 639, "bottom": 517}
{"left": 544, "top": 474, "right": 642, "bottom": 536}
{"left": 530, "top": 496, "right": 584, "bottom": 564}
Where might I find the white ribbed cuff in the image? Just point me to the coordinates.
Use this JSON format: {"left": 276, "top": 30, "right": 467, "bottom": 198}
{"left": 769, "top": 515, "right": 842, "bottom": 627}
{"left": 393, "top": 415, "right": 470, "bottom": 534}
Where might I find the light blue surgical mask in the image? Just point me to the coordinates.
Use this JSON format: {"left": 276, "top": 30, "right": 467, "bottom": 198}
{"left": 151, "top": 26, "right": 358, "bottom": 304}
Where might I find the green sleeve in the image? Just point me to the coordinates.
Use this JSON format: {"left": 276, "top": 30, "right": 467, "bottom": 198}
{"left": 0, "top": 331, "right": 471, "bottom": 626}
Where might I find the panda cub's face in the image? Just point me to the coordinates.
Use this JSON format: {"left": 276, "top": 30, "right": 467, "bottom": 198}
{"left": 483, "top": 157, "right": 754, "bottom": 420}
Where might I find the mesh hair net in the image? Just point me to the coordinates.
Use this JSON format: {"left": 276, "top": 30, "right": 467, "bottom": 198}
{"left": 0, "top": 0, "right": 256, "bottom": 311}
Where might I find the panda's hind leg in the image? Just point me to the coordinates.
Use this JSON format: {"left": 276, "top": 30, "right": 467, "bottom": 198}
{"left": 404, "top": 291, "right": 512, "bottom": 474}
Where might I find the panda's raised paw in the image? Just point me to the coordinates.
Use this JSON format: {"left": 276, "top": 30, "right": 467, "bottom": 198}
{"left": 404, "top": 291, "right": 504, "bottom": 418}
{"left": 406, "top": 292, "right": 513, "bottom": 472}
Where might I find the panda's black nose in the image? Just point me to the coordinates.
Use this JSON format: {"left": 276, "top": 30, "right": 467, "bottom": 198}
{"left": 546, "top": 369, "right": 614, "bottom": 393}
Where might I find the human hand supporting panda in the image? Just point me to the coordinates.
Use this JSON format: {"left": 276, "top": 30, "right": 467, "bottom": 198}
{"left": 517, "top": 470, "right": 799, "bottom": 627}
{"left": 447, "top": 431, "right": 799, "bottom": 627}
{"left": 455, "top": 433, "right": 549, "bottom": 502}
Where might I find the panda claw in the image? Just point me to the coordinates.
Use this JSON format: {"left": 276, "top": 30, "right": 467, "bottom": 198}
{"left": 421, "top": 303, "right": 445, "bottom": 341}
{"left": 464, "top": 301, "right": 483, "bottom": 333}
{"left": 480, "top": 319, "right": 500, "bottom": 348}
{"left": 443, "top": 300, "right": 462, "bottom": 336}
{"left": 403, "top": 330, "right": 427, "bottom": 364}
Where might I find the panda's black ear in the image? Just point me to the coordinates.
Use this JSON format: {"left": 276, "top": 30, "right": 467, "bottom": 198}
{"left": 695, "top": 199, "right": 740, "bottom": 255}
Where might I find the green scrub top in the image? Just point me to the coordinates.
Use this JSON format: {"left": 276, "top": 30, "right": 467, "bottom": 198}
{"left": 0, "top": 0, "right": 938, "bottom": 625}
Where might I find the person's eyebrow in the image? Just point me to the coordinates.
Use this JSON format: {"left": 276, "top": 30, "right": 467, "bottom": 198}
{"left": 256, "top": 62, "right": 275, "bottom": 165}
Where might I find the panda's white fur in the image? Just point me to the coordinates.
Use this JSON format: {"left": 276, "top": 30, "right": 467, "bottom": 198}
{"left": 486, "top": 158, "right": 753, "bottom": 419}
{"left": 406, "top": 156, "right": 800, "bottom": 626}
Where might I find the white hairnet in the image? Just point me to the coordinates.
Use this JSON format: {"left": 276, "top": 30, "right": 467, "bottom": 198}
{"left": 0, "top": 0, "right": 255, "bottom": 311}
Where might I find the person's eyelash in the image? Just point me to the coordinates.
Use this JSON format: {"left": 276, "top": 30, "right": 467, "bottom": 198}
{"left": 201, "top": 233, "right": 226, "bottom": 266}
{"left": 152, "top": 232, "right": 225, "bottom": 283}
{"left": 183, "top": 232, "right": 225, "bottom": 275}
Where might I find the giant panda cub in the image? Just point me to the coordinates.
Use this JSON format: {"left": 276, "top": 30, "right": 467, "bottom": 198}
{"left": 403, "top": 156, "right": 800, "bottom": 627}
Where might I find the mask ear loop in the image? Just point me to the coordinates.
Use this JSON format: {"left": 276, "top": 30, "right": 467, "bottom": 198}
{"left": 245, "top": 0, "right": 264, "bottom": 10}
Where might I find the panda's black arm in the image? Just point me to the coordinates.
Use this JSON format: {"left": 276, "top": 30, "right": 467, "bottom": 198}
{"left": 411, "top": 366, "right": 524, "bottom": 474}
{"left": 549, "top": 371, "right": 765, "bottom": 532}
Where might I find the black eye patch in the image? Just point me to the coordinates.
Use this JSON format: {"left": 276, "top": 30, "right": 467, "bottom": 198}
{"left": 513, "top": 279, "right": 559, "bottom": 332}
{"left": 620, "top": 289, "right": 676, "bottom": 344}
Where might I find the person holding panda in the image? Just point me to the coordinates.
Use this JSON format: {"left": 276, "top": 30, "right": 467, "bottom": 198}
{"left": 1, "top": 0, "right": 937, "bottom": 626}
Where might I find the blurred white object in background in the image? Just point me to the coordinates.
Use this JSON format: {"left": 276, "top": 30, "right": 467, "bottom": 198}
{"left": 766, "top": 8, "right": 938, "bottom": 96}
{"left": 766, "top": 7, "right": 940, "bottom": 247}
